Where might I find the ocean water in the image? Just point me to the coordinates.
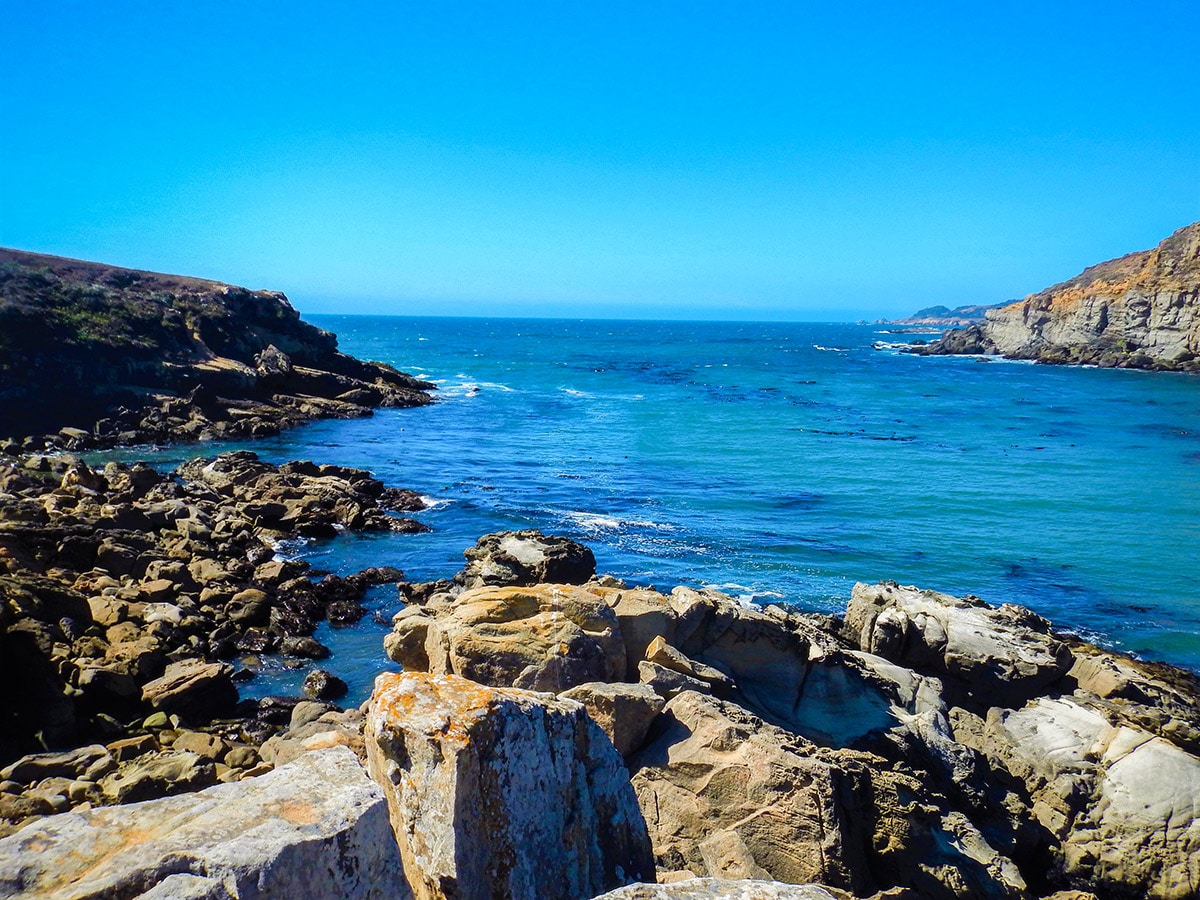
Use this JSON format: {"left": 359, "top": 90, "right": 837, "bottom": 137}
{"left": 117, "top": 318, "right": 1200, "bottom": 703}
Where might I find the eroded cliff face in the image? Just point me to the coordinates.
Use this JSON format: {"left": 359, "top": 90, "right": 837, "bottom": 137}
{"left": 929, "top": 222, "right": 1200, "bottom": 371}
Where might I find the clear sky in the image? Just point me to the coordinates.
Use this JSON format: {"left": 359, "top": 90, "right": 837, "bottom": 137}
{"left": 2, "top": 2, "right": 1198, "bottom": 321}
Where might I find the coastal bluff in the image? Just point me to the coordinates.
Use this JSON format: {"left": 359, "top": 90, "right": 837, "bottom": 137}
{"left": 922, "top": 222, "right": 1200, "bottom": 371}
{"left": 0, "top": 248, "right": 433, "bottom": 448}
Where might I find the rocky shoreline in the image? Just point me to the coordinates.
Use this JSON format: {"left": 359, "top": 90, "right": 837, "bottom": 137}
{"left": 2, "top": 252, "right": 1199, "bottom": 898}
{"left": 913, "top": 223, "right": 1200, "bottom": 373}
{"left": 3, "top": 527, "right": 1199, "bottom": 898}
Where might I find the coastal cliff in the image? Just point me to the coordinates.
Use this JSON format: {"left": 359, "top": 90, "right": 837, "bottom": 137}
{"left": 0, "top": 248, "right": 433, "bottom": 448}
{"left": 925, "top": 222, "right": 1200, "bottom": 370}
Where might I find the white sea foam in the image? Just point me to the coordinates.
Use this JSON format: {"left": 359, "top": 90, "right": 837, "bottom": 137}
{"left": 419, "top": 495, "right": 452, "bottom": 510}
{"left": 560, "top": 388, "right": 590, "bottom": 397}
{"left": 561, "top": 510, "right": 677, "bottom": 532}
{"left": 269, "top": 536, "right": 313, "bottom": 560}
{"left": 437, "top": 378, "right": 516, "bottom": 398}
{"left": 812, "top": 345, "right": 849, "bottom": 352}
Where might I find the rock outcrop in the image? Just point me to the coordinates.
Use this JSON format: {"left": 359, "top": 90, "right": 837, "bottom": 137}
{"left": 382, "top": 548, "right": 1200, "bottom": 899}
{"left": 848, "top": 582, "right": 1200, "bottom": 899}
{"left": 365, "top": 671, "right": 654, "bottom": 900}
{"left": 0, "top": 745, "right": 408, "bottom": 899}
{"left": 921, "top": 222, "right": 1200, "bottom": 371}
{"left": 0, "top": 247, "right": 434, "bottom": 447}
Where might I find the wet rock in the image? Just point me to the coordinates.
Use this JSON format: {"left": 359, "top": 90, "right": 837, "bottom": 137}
{"left": 303, "top": 668, "right": 348, "bottom": 700}
{"left": 280, "top": 635, "right": 331, "bottom": 659}
{"left": 366, "top": 671, "right": 654, "bottom": 899}
{"left": 0, "top": 746, "right": 407, "bottom": 899}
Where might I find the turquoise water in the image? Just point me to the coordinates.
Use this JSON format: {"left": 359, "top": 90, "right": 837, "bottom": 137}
{"left": 120, "top": 318, "right": 1200, "bottom": 702}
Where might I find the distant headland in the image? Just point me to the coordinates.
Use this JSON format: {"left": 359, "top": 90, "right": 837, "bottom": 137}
{"left": 915, "top": 222, "right": 1200, "bottom": 372}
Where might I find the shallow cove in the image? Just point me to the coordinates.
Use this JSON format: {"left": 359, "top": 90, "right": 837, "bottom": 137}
{"left": 106, "top": 317, "right": 1200, "bottom": 704}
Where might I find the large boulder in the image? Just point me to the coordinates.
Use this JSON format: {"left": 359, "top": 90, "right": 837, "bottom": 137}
{"left": 558, "top": 681, "right": 665, "bottom": 757}
{"left": 140, "top": 658, "right": 237, "bottom": 723}
{"left": 365, "top": 671, "right": 654, "bottom": 900}
{"left": 385, "top": 584, "right": 626, "bottom": 692}
{"left": 845, "top": 582, "right": 1074, "bottom": 706}
{"left": 0, "top": 745, "right": 408, "bottom": 899}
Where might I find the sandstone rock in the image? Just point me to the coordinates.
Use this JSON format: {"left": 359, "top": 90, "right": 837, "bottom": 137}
{"left": 366, "top": 671, "right": 654, "bottom": 899}
{"left": 606, "top": 586, "right": 817, "bottom": 735}
{"left": 593, "top": 880, "right": 842, "bottom": 899}
{"left": 628, "top": 691, "right": 1023, "bottom": 898}
{"left": 171, "top": 731, "right": 227, "bottom": 760}
{"left": 970, "top": 694, "right": 1200, "bottom": 897}
{"left": 639, "top": 659, "right": 715, "bottom": 700}
{"left": 141, "top": 658, "right": 237, "bottom": 723}
{"left": 303, "top": 668, "right": 348, "bottom": 700}
{"left": 845, "top": 582, "right": 1073, "bottom": 705}
{"left": 100, "top": 750, "right": 216, "bottom": 803}
{"left": 457, "top": 529, "right": 596, "bottom": 589}
{"left": 0, "top": 745, "right": 110, "bottom": 784}
{"left": 924, "top": 222, "right": 1200, "bottom": 372}
{"left": 0, "top": 745, "right": 408, "bottom": 899}
{"left": 645, "top": 635, "right": 735, "bottom": 693}
{"left": 387, "top": 583, "right": 626, "bottom": 692}
{"left": 559, "top": 681, "right": 665, "bottom": 757}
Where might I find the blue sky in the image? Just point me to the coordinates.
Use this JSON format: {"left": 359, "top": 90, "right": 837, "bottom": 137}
{"left": 2, "top": 2, "right": 1198, "bottom": 320}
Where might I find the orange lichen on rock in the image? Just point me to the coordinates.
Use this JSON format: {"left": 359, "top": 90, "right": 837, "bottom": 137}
{"left": 370, "top": 671, "right": 530, "bottom": 748}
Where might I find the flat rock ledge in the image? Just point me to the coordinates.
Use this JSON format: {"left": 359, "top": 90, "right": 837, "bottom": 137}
{"left": 0, "top": 744, "right": 408, "bottom": 899}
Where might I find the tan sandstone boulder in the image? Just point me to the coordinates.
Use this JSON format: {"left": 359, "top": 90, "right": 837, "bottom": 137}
{"left": 365, "top": 671, "right": 654, "bottom": 900}
{"left": 385, "top": 583, "right": 626, "bottom": 692}
{"left": 0, "top": 745, "right": 406, "bottom": 899}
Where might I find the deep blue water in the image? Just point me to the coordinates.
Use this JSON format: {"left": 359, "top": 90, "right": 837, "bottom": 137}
{"left": 116, "top": 318, "right": 1200, "bottom": 703}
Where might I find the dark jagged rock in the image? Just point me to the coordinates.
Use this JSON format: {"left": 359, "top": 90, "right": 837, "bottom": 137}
{"left": 0, "top": 247, "right": 434, "bottom": 447}
{"left": 0, "top": 451, "right": 426, "bottom": 774}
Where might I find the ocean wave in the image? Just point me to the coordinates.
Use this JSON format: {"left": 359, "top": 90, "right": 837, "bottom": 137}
{"left": 704, "top": 582, "right": 786, "bottom": 607}
{"left": 560, "top": 388, "right": 590, "bottom": 398}
{"left": 435, "top": 378, "right": 516, "bottom": 397}
{"left": 418, "top": 495, "right": 452, "bottom": 510}
{"left": 560, "top": 510, "right": 678, "bottom": 532}
{"left": 812, "top": 345, "right": 849, "bottom": 352}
